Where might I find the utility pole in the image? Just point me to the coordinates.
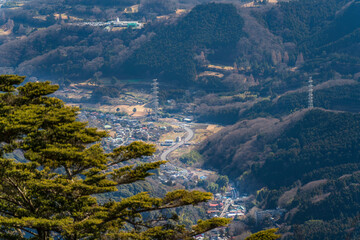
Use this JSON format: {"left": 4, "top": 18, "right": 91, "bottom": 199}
{"left": 308, "top": 76, "right": 314, "bottom": 109}
{"left": 151, "top": 78, "right": 159, "bottom": 120}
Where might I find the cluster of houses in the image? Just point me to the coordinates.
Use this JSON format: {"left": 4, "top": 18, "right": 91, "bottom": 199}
{"left": 78, "top": 111, "right": 171, "bottom": 151}
{"left": 71, "top": 18, "right": 144, "bottom": 30}
{"left": 158, "top": 163, "right": 208, "bottom": 189}
{"left": 207, "top": 193, "right": 246, "bottom": 219}
{"left": 194, "top": 192, "right": 248, "bottom": 240}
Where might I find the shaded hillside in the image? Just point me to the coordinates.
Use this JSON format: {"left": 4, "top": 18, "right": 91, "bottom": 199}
{"left": 261, "top": 0, "right": 360, "bottom": 75}
{"left": 241, "top": 81, "right": 360, "bottom": 119}
{"left": 308, "top": 0, "right": 360, "bottom": 54}
{"left": 194, "top": 80, "right": 360, "bottom": 124}
{"left": 200, "top": 110, "right": 360, "bottom": 187}
{"left": 1, "top": 0, "right": 358, "bottom": 89}
{"left": 0, "top": 25, "right": 148, "bottom": 79}
{"left": 250, "top": 110, "right": 360, "bottom": 188}
{"left": 124, "top": 3, "right": 244, "bottom": 85}
{"left": 274, "top": 172, "right": 360, "bottom": 240}
{"left": 200, "top": 109, "right": 360, "bottom": 238}
{"left": 262, "top": 0, "right": 347, "bottom": 44}
{"left": 198, "top": 111, "right": 308, "bottom": 178}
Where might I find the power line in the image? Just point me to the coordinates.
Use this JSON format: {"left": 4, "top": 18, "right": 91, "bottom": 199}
{"left": 308, "top": 76, "right": 314, "bottom": 109}
{"left": 151, "top": 78, "right": 159, "bottom": 120}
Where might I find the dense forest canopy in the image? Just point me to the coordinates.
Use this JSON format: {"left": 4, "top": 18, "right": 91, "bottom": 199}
{"left": 124, "top": 3, "right": 244, "bottom": 85}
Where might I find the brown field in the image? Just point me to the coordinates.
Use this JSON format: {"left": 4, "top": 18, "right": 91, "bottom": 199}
{"left": 112, "top": 27, "right": 127, "bottom": 31}
{"left": 190, "top": 124, "right": 223, "bottom": 143}
{"left": 54, "top": 13, "right": 83, "bottom": 21}
{"left": 0, "top": 29, "right": 12, "bottom": 36}
{"left": 207, "top": 64, "right": 234, "bottom": 71}
{"left": 198, "top": 71, "right": 224, "bottom": 78}
{"left": 33, "top": 15, "right": 47, "bottom": 21}
{"left": 176, "top": 9, "right": 188, "bottom": 15}
{"left": 124, "top": 4, "right": 139, "bottom": 13}
{"left": 159, "top": 132, "right": 186, "bottom": 142}
{"left": 98, "top": 104, "right": 150, "bottom": 117}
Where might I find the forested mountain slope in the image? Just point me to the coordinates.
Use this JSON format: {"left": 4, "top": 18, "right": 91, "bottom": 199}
{"left": 123, "top": 3, "right": 244, "bottom": 85}
{"left": 0, "top": 0, "right": 358, "bottom": 90}
{"left": 199, "top": 109, "right": 360, "bottom": 238}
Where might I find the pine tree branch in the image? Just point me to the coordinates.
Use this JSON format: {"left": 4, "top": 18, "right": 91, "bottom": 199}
{"left": 6, "top": 177, "right": 35, "bottom": 212}
{"left": 17, "top": 227, "right": 37, "bottom": 237}
{"left": 0, "top": 196, "right": 25, "bottom": 209}
{"left": 118, "top": 216, "right": 152, "bottom": 229}
{"left": 64, "top": 167, "right": 73, "bottom": 180}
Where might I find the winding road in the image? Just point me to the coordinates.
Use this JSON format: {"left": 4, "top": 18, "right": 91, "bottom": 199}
{"left": 160, "top": 125, "right": 194, "bottom": 161}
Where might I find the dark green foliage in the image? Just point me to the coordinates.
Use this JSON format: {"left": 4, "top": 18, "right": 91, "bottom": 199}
{"left": 292, "top": 175, "right": 360, "bottom": 223}
{"left": 180, "top": 150, "right": 203, "bottom": 166}
{"left": 261, "top": 0, "right": 360, "bottom": 75}
{"left": 245, "top": 228, "right": 281, "bottom": 240}
{"left": 263, "top": 0, "right": 345, "bottom": 44}
{"left": 271, "top": 174, "right": 360, "bottom": 239}
{"left": 251, "top": 110, "right": 360, "bottom": 188}
{"left": 0, "top": 24, "right": 144, "bottom": 79}
{"left": 216, "top": 175, "right": 229, "bottom": 189}
{"left": 125, "top": 3, "right": 244, "bottom": 84}
{"left": 289, "top": 219, "right": 358, "bottom": 240}
{"left": 303, "top": 1, "right": 360, "bottom": 55}
{"left": 242, "top": 84, "right": 360, "bottom": 120}
{"left": 90, "top": 86, "right": 120, "bottom": 103}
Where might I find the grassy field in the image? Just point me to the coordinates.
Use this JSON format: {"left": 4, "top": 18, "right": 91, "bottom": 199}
{"left": 190, "top": 124, "right": 223, "bottom": 144}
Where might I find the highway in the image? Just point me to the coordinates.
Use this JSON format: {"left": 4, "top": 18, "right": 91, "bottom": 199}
{"left": 160, "top": 125, "right": 194, "bottom": 161}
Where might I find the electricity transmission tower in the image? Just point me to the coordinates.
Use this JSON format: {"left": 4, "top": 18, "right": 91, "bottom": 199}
{"left": 308, "top": 76, "right": 314, "bottom": 109}
{"left": 151, "top": 78, "right": 159, "bottom": 120}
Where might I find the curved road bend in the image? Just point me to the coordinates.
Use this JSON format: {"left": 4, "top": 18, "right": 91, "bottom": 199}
{"left": 160, "top": 125, "right": 194, "bottom": 161}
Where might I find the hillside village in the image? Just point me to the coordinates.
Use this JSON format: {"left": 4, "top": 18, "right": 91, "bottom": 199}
{"left": 77, "top": 108, "right": 258, "bottom": 240}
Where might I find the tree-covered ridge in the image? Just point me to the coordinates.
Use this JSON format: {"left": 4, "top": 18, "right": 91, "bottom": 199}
{"left": 240, "top": 83, "right": 360, "bottom": 120}
{"left": 125, "top": 3, "right": 244, "bottom": 84}
{"left": 257, "top": 171, "right": 360, "bottom": 239}
{"left": 0, "top": 75, "right": 230, "bottom": 239}
{"left": 261, "top": 0, "right": 360, "bottom": 74}
{"left": 200, "top": 109, "right": 360, "bottom": 238}
{"left": 262, "top": 0, "right": 347, "bottom": 44}
{"left": 200, "top": 109, "right": 360, "bottom": 189}
{"left": 250, "top": 110, "right": 360, "bottom": 188}
{"left": 307, "top": 1, "right": 360, "bottom": 52}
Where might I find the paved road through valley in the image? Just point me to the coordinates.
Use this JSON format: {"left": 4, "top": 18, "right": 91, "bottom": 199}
{"left": 160, "top": 125, "right": 194, "bottom": 161}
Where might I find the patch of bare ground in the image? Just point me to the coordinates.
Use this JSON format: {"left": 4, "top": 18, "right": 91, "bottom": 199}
{"left": 300, "top": 179, "right": 328, "bottom": 192}
{"left": 311, "top": 193, "right": 331, "bottom": 204}
{"left": 191, "top": 124, "right": 223, "bottom": 144}
{"left": 98, "top": 104, "right": 150, "bottom": 117}
{"left": 198, "top": 71, "right": 224, "bottom": 78}
{"left": 278, "top": 187, "right": 299, "bottom": 208}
